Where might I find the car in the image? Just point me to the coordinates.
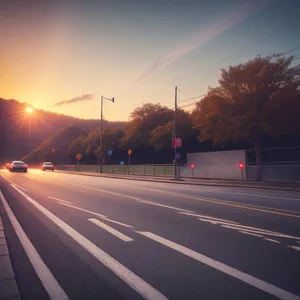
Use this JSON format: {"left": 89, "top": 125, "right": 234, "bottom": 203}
{"left": 9, "top": 161, "right": 28, "bottom": 172}
{"left": 42, "top": 162, "right": 54, "bottom": 171}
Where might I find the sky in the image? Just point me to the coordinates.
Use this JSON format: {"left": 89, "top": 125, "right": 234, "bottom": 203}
{"left": 0, "top": 0, "right": 300, "bottom": 121}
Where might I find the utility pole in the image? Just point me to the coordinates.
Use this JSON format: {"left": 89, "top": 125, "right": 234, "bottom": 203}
{"left": 100, "top": 95, "right": 104, "bottom": 173}
{"left": 174, "top": 86, "right": 178, "bottom": 180}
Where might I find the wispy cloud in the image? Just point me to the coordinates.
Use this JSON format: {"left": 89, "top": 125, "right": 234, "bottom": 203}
{"left": 53, "top": 94, "right": 95, "bottom": 107}
{"left": 137, "top": 1, "right": 267, "bottom": 81}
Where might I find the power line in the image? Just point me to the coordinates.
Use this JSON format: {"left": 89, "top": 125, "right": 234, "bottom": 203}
{"left": 177, "top": 87, "right": 191, "bottom": 98}
{"left": 178, "top": 102, "right": 197, "bottom": 109}
{"left": 180, "top": 93, "right": 206, "bottom": 103}
{"left": 282, "top": 46, "right": 300, "bottom": 55}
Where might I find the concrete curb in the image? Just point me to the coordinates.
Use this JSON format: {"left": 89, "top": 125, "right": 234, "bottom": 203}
{"left": 56, "top": 171, "right": 300, "bottom": 192}
{"left": 0, "top": 216, "right": 21, "bottom": 300}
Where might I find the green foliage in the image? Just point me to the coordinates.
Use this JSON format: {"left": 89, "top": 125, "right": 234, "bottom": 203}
{"left": 192, "top": 54, "right": 300, "bottom": 154}
{"left": 149, "top": 109, "right": 192, "bottom": 151}
{"left": 121, "top": 103, "right": 173, "bottom": 149}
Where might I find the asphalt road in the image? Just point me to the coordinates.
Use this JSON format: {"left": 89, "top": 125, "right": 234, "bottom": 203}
{"left": 0, "top": 169, "right": 300, "bottom": 300}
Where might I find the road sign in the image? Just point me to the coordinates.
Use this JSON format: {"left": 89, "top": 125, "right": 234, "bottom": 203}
{"left": 172, "top": 138, "right": 182, "bottom": 148}
{"left": 108, "top": 150, "right": 113, "bottom": 156}
{"left": 76, "top": 153, "right": 82, "bottom": 160}
{"left": 176, "top": 152, "right": 181, "bottom": 160}
{"left": 128, "top": 149, "right": 132, "bottom": 155}
{"left": 120, "top": 161, "right": 124, "bottom": 165}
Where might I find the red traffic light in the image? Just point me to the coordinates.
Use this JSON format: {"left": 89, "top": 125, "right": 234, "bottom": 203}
{"left": 239, "top": 162, "right": 244, "bottom": 169}
{"left": 52, "top": 149, "right": 56, "bottom": 153}
{"left": 190, "top": 164, "right": 195, "bottom": 169}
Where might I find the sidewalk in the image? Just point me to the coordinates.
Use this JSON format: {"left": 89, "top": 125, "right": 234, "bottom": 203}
{"left": 0, "top": 215, "right": 21, "bottom": 300}
{"left": 56, "top": 170, "right": 300, "bottom": 192}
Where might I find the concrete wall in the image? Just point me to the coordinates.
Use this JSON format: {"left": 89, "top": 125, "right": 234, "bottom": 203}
{"left": 187, "top": 150, "right": 246, "bottom": 166}
{"left": 181, "top": 150, "right": 247, "bottom": 179}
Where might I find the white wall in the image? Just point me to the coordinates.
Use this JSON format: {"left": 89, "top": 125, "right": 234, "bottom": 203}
{"left": 187, "top": 150, "right": 246, "bottom": 166}
{"left": 180, "top": 150, "right": 246, "bottom": 179}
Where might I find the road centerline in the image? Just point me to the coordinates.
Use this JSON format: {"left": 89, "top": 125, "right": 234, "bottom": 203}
{"left": 122, "top": 184, "right": 300, "bottom": 218}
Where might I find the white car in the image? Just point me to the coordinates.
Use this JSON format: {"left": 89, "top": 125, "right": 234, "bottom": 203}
{"left": 42, "top": 162, "right": 54, "bottom": 171}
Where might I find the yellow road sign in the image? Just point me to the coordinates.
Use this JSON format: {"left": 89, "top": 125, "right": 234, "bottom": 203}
{"left": 76, "top": 153, "right": 82, "bottom": 160}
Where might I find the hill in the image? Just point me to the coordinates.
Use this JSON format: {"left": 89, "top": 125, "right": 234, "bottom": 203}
{"left": 0, "top": 98, "right": 126, "bottom": 163}
{"left": 22, "top": 126, "right": 88, "bottom": 164}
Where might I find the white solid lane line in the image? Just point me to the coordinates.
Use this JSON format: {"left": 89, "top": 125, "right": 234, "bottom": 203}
{"left": 48, "top": 197, "right": 72, "bottom": 204}
{"left": 11, "top": 184, "right": 27, "bottom": 192}
{"left": 101, "top": 217, "right": 135, "bottom": 228}
{"left": 238, "top": 231, "right": 263, "bottom": 238}
{"left": 0, "top": 191, "right": 69, "bottom": 300}
{"left": 264, "top": 238, "right": 280, "bottom": 244}
{"left": 89, "top": 218, "right": 134, "bottom": 242}
{"left": 288, "top": 245, "right": 300, "bottom": 252}
{"left": 11, "top": 185, "right": 168, "bottom": 300}
{"left": 179, "top": 212, "right": 238, "bottom": 224}
{"left": 138, "top": 231, "right": 300, "bottom": 300}
{"left": 62, "top": 180, "right": 194, "bottom": 214}
{"left": 57, "top": 202, "right": 134, "bottom": 228}
{"left": 57, "top": 202, "right": 106, "bottom": 218}
{"left": 220, "top": 224, "right": 300, "bottom": 240}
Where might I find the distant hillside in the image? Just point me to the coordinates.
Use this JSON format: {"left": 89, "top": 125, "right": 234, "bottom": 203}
{"left": 22, "top": 126, "right": 87, "bottom": 163}
{"left": 0, "top": 98, "right": 126, "bottom": 163}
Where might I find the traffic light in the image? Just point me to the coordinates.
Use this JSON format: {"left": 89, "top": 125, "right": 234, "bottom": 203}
{"left": 52, "top": 149, "right": 56, "bottom": 153}
{"left": 190, "top": 164, "right": 195, "bottom": 169}
{"left": 239, "top": 162, "right": 244, "bottom": 169}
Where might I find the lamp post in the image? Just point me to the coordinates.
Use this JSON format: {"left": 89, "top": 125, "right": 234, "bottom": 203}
{"left": 100, "top": 95, "right": 115, "bottom": 173}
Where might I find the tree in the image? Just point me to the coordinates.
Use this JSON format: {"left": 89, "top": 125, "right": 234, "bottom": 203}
{"left": 121, "top": 103, "right": 173, "bottom": 148}
{"left": 149, "top": 109, "right": 192, "bottom": 151}
{"left": 192, "top": 54, "right": 300, "bottom": 180}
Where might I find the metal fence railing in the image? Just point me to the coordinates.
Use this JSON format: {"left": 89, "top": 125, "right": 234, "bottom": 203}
{"left": 56, "top": 164, "right": 300, "bottom": 182}
{"left": 246, "top": 165, "right": 300, "bottom": 182}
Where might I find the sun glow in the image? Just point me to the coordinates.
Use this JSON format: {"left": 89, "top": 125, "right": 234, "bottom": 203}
{"left": 25, "top": 106, "right": 34, "bottom": 114}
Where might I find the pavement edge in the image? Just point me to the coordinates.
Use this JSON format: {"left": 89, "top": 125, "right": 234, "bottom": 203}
{"left": 0, "top": 201, "right": 21, "bottom": 300}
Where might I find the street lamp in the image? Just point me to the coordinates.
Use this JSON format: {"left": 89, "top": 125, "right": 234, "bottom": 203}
{"left": 100, "top": 95, "right": 115, "bottom": 173}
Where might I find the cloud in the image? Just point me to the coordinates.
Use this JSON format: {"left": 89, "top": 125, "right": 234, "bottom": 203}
{"left": 53, "top": 94, "right": 95, "bottom": 107}
{"left": 137, "top": 0, "right": 267, "bottom": 81}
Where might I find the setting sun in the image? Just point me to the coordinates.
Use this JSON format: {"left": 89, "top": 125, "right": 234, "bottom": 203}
{"left": 25, "top": 107, "right": 34, "bottom": 114}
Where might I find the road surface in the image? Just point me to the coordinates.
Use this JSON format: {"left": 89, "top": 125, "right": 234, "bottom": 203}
{"left": 0, "top": 169, "right": 300, "bottom": 300}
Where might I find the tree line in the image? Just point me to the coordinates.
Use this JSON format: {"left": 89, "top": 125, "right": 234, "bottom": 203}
{"left": 23, "top": 54, "right": 300, "bottom": 169}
